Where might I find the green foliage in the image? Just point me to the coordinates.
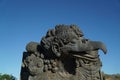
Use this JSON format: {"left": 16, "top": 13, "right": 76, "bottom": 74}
{"left": 105, "top": 73, "right": 120, "bottom": 80}
{"left": 0, "top": 73, "right": 16, "bottom": 80}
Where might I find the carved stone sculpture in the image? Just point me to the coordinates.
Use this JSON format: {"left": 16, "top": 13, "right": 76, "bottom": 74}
{"left": 20, "top": 24, "right": 107, "bottom": 80}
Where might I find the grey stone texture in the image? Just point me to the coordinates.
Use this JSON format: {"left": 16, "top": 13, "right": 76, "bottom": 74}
{"left": 20, "top": 24, "right": 107, "bottom": 80}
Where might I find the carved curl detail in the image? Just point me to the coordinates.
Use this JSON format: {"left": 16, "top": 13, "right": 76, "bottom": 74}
{"left": 40, "top": 24, "right": 84, "bottom": 57}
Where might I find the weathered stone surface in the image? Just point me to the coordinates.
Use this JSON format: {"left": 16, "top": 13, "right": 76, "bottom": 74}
{"left": 20, "top": 24, "right": 107, "bottom": 80}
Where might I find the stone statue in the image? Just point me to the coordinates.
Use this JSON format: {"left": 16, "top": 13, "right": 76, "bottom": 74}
{"left": 20, "top": 24, "right": 107, "bottom": 80}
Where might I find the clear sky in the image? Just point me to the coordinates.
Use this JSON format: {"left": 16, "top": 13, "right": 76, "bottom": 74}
{"left": 0, "top": 0, "right": 120, "bottom": 79}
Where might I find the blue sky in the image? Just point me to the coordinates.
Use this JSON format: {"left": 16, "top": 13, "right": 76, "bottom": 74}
{"left": 0, "top": 0, "right": 120, "bottom": 79}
